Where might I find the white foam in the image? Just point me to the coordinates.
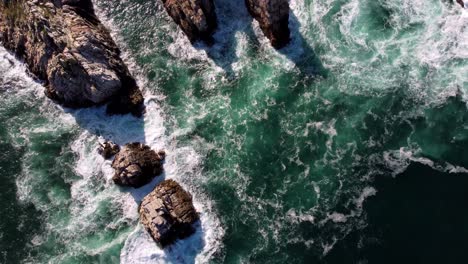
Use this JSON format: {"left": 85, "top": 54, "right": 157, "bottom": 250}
{"left": 383, "top": 147, "right": 468, "bottom": 176}
{"left": 0, "top": 8, "right": 224, "bottom": 263}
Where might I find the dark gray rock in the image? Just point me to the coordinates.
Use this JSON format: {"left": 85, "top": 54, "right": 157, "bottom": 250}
{"left": 111, "top": 143, "right": 165, "bottom": 188}
{"left": 0, "top": 0, "right": 144, "bottom": 116}
{"left": 139, "top": 179, "right": 199, "bottom": 247}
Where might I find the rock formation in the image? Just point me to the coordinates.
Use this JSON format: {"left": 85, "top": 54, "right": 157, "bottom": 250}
{"left": 111, "top": 143, "right": 165, "bottom": 188}
{"left": 98, "top": 141, "right": 120, "bottom": 159}
{"left": 245, "top": 0, "right": 290, "bottom": 49}
{"left": 161, "top": 0, "right": 217, "bottom": 44}
{"left": 456, "top": 0, "right": 465, "bottom": 8}
{"left": 139, "top": 179, "right": 199, "bottom": 247}
{"left": 0, "top": 0, "right": 144, "bottom": 116}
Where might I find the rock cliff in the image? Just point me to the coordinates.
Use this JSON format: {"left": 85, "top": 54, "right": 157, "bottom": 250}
{"left": 139, "top": 179, "right": 199, "bottom": 247}
{"left": 245, "top": 0, "right": 290, "bottom": 49}
{"left": 0, "top": 0, "right": 144, "bottom": 116}
{"left": 161, "top": 0, "right": 217, "bottom": 43}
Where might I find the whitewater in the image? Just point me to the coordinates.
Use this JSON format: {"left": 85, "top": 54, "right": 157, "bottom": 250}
{"left": 0, "top": 0, "right": 467, "bottom": 263}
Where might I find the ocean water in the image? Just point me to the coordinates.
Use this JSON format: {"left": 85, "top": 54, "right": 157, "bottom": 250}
{"left": 0, "top": 0, "right": 467, "bottom": 263}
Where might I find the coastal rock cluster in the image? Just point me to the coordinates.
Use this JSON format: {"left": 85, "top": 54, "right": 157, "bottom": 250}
{"left": 99, "top": 141, "right": 199, "bottom": 247}
{"left": 160, "top": 0, "right": 291, "bottom": 49}
{"left": 0, "top": 0, "right": 294, "bottom": 251}
{"left": 0, "top": 0, "right": 144, "bottom": 116}
{"left": 1, "top": 0, "right": 200, "bottom": 248}
{"left": 161, "top": 0, "right": 217, "bottom": 43}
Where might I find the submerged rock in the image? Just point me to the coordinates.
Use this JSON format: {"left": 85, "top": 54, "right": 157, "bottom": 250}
{"left": 0, "top": 0, "right": 144, "bottom": 116}
{"left": 245, "top": 0, "right": 290, "bottom": 49}
{"left": 111, "top": 143, "right": 165, "bottom": 188}
{"left": 161, "top": 0, "right": 217, "bottom": 44}
{"left": 139, "top": 179, "right": 199, "bottom": 247}
{"left": 98, "top": 141, "right": 120, "bottom": 159}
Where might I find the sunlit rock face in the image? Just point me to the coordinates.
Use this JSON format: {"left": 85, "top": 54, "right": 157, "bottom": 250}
{"left": 0, "top": 0, "right": 144, "bottom": 116}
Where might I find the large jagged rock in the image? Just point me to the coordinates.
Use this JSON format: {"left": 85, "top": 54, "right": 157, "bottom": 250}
{"left": 245, "top": 0, "right": 290, "bottom": 49}
{"left": 111, "top": 143, "right": 165, "bottom": 188}
{"left": 161, "top": 0, "right": 217, "bottom": 43}
{"left": 0, "top": 0, "right": 144, "bottom": 116}
{"left": 139, "top": 179, "right": 199, "bottom": 247}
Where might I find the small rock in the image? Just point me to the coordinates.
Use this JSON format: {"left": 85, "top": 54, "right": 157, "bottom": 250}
{"left": 97, "top": 141, "right": 120, "bottom": 159}
{"left": 111, "top": 143, "right": 165, "bottom": 188}
{"left": 157, "top": 150, "right": 166, "bottom": 160}
{"left": 139, "top": 179, "right": 199, "bottom": 247}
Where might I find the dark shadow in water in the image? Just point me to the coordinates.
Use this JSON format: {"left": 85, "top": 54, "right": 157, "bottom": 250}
{"left": 325, "top": 162, "right": 468, "bottom": 264}
{"left": 193, "top": 1, "right": 326, "bottom": 78}
{"left": 192, "top": 0, "right": 258, "bottom": 77}
{"left": 277, "top": 12, "right": 328, "bottom": 78}
{"left": 64, "top": 105, "right": 146, "bottom": 146}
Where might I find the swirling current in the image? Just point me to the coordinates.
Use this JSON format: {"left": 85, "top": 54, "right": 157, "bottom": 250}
{"left": 0, "top": 0, "right": 467, "bottom": 263}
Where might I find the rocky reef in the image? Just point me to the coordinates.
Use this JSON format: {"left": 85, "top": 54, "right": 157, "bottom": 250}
{"left": 139, "top": 179, "right": 199, "bottom": 247}
{"left": 0, "top": 0, "right": 144, "bottom": 116}
{"left": 161, "top": 0, "right": 217, "bottom": 43}
{"left": 245, "top": 0, "right": 290, "bottom": 49}
{"left": 111, "top": 143, "right": 165, "bottom": 188}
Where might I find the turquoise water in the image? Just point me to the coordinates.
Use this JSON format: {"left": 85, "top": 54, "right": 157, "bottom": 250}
{"left": 1, "top": 0, "right": 467, "bottom": 263}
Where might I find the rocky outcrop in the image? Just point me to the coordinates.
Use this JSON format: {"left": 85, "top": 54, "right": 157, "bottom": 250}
{"left": 0, "top": 0, "right": 144, "bottom": 116}
{"left": 111, "top": 143, "right": 165, "bottom": 188}
{"left": 245, "top": 0, "right": 290, "bottom": 49}
{"left": 139, "top": 179, "right": 199, "bottom": 247}
{"left": 98, "top": 141, "right": 120, "bottom": 159}
{"left": 161, "top": 0, "right": 217, "bottom": 44}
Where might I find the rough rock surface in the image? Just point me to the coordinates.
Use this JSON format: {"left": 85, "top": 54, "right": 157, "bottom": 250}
{"left": 139, "top": 179, "right": 199, "bottom": 247}
{"left": 245, "top": 0, "right": 290, "bottom": 49}
{"left": 161, "top": 0, "right": 217, "bottom": 43}
{"left": 111, "top": 143, "right": 165, "bottom": 188}
{"left": 98, "top": 141, "right": 120, "bottom": 159}
{"left": 0, "top": 0, "right": 144, "bottom": 116}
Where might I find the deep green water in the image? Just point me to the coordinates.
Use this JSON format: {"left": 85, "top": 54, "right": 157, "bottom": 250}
{"left": 1, "top": 0, "right": 468, "bottom": 263}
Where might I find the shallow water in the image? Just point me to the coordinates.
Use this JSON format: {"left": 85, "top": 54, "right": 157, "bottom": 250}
{"left": 0, "top": 0, "right": 467, "bottom": 263}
